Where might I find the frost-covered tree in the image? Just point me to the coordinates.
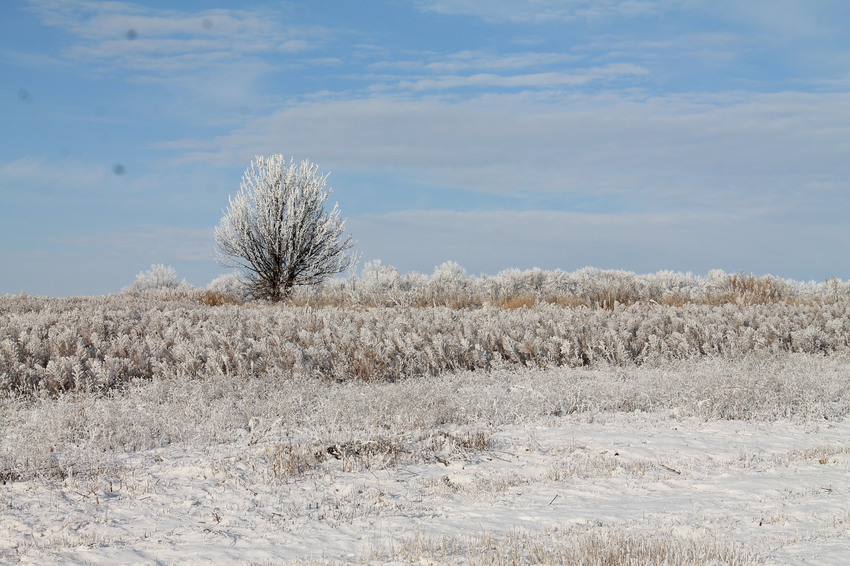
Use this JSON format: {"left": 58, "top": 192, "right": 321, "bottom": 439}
{"left": 215, "top": 155, "right": 354, "bottom": 302}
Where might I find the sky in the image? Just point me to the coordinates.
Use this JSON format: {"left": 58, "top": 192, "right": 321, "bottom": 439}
{"left": 2, "top": 0, "right": 850, "bottom": 296}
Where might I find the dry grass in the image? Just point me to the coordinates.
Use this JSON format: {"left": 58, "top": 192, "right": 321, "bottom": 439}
{"left": 542, "top": 295, "right": 588, "bottom": 308}
{"left": 265, "top": 443, "right": 326, "bottom": 481}
{"left": 660, "top": 293, "right": 691, "bottom": 307}
{"left": 707, "top": 272, "right": 795, "bottom": 306}
{"left": 198, "top": 290, "right": 245, "bottom": 307}
{"left": 264, "top": 430, "right": 492, "bottom": 482}
{"left": 364, "top": 527, "right": 757, "bottom": 565}
{"left": 422, "top": 429, "right": 492, "bottom": 454}
{"left": 493, "top": 295, "right": 537, "bottom": 309}
{"left": 4, "top": 293, "right": 850, "bottom": 394}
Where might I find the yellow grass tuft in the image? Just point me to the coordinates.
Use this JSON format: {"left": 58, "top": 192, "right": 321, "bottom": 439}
{"left": 494, "top": 295, "right": 537, "bottom": 309}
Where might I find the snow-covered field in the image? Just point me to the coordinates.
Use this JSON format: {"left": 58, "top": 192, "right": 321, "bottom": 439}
{"left": 2, "top": 354, "right": 849, "bottom": 564}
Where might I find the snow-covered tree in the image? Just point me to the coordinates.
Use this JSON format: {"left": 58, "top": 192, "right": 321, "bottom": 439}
{"left": 215, "top": 155, "right": 354, "bottom": 302}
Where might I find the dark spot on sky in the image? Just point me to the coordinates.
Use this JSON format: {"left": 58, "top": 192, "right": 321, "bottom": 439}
{"left": 202, "top": 18, "right": 213, "bottom": 30}
{"left": 126, "top": 29, "right": 138, "bottom": 40}
{"left": 18, "top": 89, "right": 32, "bottom": 103}
{"left": 113, "top": 164, "right": 126, "bottom": 175}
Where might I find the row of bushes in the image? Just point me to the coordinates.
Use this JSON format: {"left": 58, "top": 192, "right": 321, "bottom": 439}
{"left": 2, "top": 291, "right": 849, "bottom": 394}
{"left": 127, "top": 262, "right": 850, "bottom": 308}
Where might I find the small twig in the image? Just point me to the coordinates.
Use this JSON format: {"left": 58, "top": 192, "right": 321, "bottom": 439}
{"left": 549, "top": 494, "right": 559, "bottom": 505}
{"left": 484, "top": 450, "right": 514, "bottom": 462}
{"left": 660, "top": 464, "right": 681, "bottom": 475}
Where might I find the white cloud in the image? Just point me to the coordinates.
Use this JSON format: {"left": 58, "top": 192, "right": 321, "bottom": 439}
{"left": 159, "top": 89, "right": 850, "bottom": 222}
{"left": 387, "top": 63, "right": 648, "bottom": 91}
{"left": 415, "top": 0, "right": 661, "bottom": 23}
{"left": 28, "top": 0, "right": 323, "bottom": 74}
{"left": 414, "top": 0, "right": 847, "bottom": 32}
{"left": 21, "top": 0, "right": 335, "bottom": 128}
{"left": 412, "top": 1, "right": 850, "bottom": 85}
{"left": 362, "top": 49, "right": 635, "bottom": 95}
{"left": 372, "top": 51, "right": 582, "bottom": 73}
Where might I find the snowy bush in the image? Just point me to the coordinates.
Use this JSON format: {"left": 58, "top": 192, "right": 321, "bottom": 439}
{"left": 124, "top": 264, "right": 183, "bottom": 293}
{"left": 357, "top": 260, "right": 405, "bottom": 306}
{"left": 278, "top": 263, "right": 846, "bottom": 309}
{"left": 206, "top": 272, "right": 250, "bottom": 303}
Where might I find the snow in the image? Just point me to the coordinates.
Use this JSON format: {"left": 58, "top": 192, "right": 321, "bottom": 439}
{"left": 2, "top": 408, "right": 848, "bottom": 564}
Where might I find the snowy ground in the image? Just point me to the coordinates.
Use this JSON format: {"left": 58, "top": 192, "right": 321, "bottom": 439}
{"left": 2, "top": 357, "right": 849, "bottom": 564}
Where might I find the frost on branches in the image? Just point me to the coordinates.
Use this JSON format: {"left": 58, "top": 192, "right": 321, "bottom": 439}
{"left": 215, "top": 155, "right": 354, "bottom": 302}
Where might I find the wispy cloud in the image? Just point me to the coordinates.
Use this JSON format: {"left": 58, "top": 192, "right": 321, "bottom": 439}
{"left": 19, "top": 0, "right": 335, "bottom": 126}
{"left": 159, "top": 88, "right": 850, "bottom": 222}
{"left": 386, "top": 63, "right": 648, "bottom": 92}
{"left": 27, "top": 0, "right": 323, "bottom": 74}
{"left": 415, "top": 0, "right": 661, "bottom": 23}
{"left": 361, "top": 49, "right": 635, "bottom": 94}
{"left": 373, "top": 51, "right": 582, "bottom": 73}
{"left": 413, "top": 0, "right": 850, "bottom": 89}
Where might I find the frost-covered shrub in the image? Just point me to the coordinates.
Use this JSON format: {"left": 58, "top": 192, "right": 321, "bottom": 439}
{"left": 125, "top": 264, "right": 182, "bottom": 293}
{"left": 206, "top": 272, "right": 250, "bottom": 303}
{"left": 426, "top": 261, "right": 478, "bottom": 307}
{"left": 703, "top": 270, "right": 793, "bottom": 305}
{"left": 357, "top": 260, "right": 405, "bottom": 306}
{"left": 314, "top": 263, "right": 849, "bottom": 309}
{"left": 484, "top": 267, "right": 546, "bottom": 307}
{"left": 821, "top": 277, "right": 850, "bottom": 303}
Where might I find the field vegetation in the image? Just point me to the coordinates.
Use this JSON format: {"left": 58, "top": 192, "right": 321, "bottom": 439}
{"left": 1, "top": 264, "right": 850, "bottom": 563}
{"left": 3, "top": 265, "right": 850, "bottom": 395}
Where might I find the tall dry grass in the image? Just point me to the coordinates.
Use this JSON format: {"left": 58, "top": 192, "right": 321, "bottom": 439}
{"left": 2, "top": 291, "right": 850, "bottom": 394}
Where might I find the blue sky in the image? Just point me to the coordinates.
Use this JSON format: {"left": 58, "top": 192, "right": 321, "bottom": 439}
{"left": 2, "top": 0, "right": 850, "bottom": 295}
